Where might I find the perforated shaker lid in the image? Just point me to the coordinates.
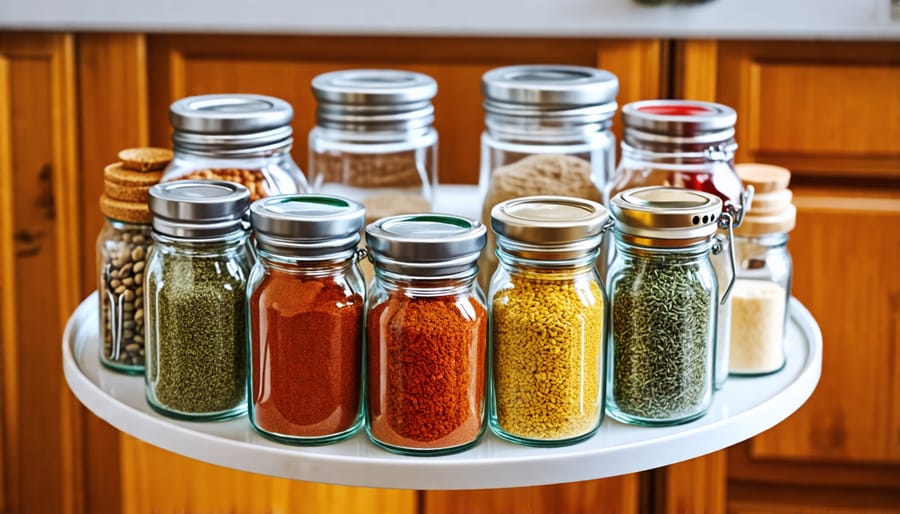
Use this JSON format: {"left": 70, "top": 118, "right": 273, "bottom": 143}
{"left": 611, "top": 186, "right": 722, "bottom": 245}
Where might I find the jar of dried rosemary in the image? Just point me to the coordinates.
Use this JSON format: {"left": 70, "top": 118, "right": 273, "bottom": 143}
{"left": 607, "top": 186, "right": 733, "bottom": 426}
{"left": 144, "top": 180, "right": 253, "bottom": 421}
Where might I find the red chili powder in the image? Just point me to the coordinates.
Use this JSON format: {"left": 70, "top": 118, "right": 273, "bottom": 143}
{"left": 249, "top": 269, "right": 363, "bottom": 438}
{"left": 367, "top": 293, "right": 487, "bottom": 450}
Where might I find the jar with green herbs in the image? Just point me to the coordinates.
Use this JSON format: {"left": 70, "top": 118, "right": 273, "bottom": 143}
{"left": 489, "top": 196, "right": 611, "bottom": 446}
{"left": 144, "top": 180, "right": 253, "bottom": 421}
{"left": 607, "top": 186, "right": 732, "bottom": 426}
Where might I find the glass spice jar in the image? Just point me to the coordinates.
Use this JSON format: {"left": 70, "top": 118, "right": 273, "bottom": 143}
{"left": 365, "top": 214, "right": 487, "bottom": 455}
{"left": 144, "top": 180, "right": 253, "bottom": 421}
{"left": 488, "top": 196, "right": 612, "bottom": 446}
{"left": 163, "top": 94, "right": 308, "bottom": 201}
{"left": 607, "top": 186, "right": 734, "bottom": 426}
{"left": 97, "top": 149, "right": 170, "bottom": 373}
{"left": 606, "top": 100, "right": 752, "bottom": 391}
{"left": 729, "top": 163, "right": 796, "bottom": 375}
{"left": 478, "top": 65, "right": 619, "bottom": 290}
{"left": 247, "top": 194, "right": 366, "bottom": 444}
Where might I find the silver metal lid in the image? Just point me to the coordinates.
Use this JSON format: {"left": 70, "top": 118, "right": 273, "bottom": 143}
{"left": 149, "top": 180, "right": 250, "bottom": 239}
{"left": 482, "top": 65, "right": 618, "bottom": 124}
{"left": 311, "top": 69, "right": 437, "bottom": 131}
{"left": 169, "top": 94, "right": 294, "bottom": 156}
{"left": 491, "top": 195, "right": 610, "bottom": 260}
{"left": 611, "top": 186, "right": 722, "bottom": 246}
{"left": 365, "top": 214, "right": 486, "bottom": 277}
{"left": 250, "top": 194, "right": 365, "bottom": 258}
{"left": 622, "top": 99, "right": 736, "bottom": 149}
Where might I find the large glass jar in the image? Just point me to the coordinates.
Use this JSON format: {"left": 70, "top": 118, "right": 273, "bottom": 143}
{"left": 144, "top": 181, "right": 253, "bottom": 421}
{"left": 730, "top": 163, "right": 796, "bottom": 375}
{"left": 365, "top": 214, "right": 487, "bottom": 455}
{"left": 488, "top": 196, "right": 611, "bottom": 446}
{"left": 607, "top": 100, "right": 752, "bottom": 391}
{"left": 163, "top": 94, "right": 307, "bottom": 201}
{"left": 478, "top": 65, "right": 619, "bottom": 290}
{"left": 247, "top": 195, "right": 366, "bottom": 444}
{"left": 607, "top": 187, "right": 730, "bottom": 426}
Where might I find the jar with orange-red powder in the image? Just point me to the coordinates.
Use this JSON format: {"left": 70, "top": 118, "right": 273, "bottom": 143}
{"left": 365, "top": 214, "right": 488, "bottom": 455}
{"left": 247, "top": 194, "right": 366, "bottom": 444}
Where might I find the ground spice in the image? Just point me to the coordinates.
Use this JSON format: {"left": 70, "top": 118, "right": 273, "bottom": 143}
{"left": 729, "top": 279, "right": 786, "bottom": 374}
{"left": 146, "top": 253, "right": 247, "bottom": 416}
{"left": 249, "top": 270, "right": 363, "bottom": 439}
{"left": 492, "top": 272, "right": 604, "bottom": 441}
{"left": 610, "top": 256, "right": 714, "bottom": 421}
{"left": 367, "top": 292, "right": 487, "bottom": 451}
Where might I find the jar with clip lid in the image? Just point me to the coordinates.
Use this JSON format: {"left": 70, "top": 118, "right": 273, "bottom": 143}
{"left": 607, "top": 186, "right": 735, "bottom": 426}
{"left": 247, "top": 194, "right": 367, "bottom": 444}
{"left": 607, "top": 100, "right": 753, "bottom": 390}
{"left": 478, "top": 65, "right": 619, "bottom": 290}
{"left": 162, "top": 94, "right": 308, "bottom": 201}
{"left": 365, "top": 214, "right": 487, "bottom": 455}
{"left": 488, "top": 195, "right": 612, "bottom": 446}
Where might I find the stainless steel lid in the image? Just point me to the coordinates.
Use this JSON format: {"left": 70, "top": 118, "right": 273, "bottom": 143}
{"left": 149, "top": 180, "right": 250, "bottom": 239}
{"left": 250, "top": 194, "right": 365, "bottom": 258}
{"left": 491, "top": 195, "right": 610, "bottom": 260}
{"left": 169, "top": 94, "right": 294, "bottom": 156}
{"left": 611, "top": 186, "right": 722, "bottom": 246}
{"left": 311, "top": 69, "right": 437, "bottom": 131}
{"left": 482, "top": 65, "right": 618, "bottom": 124}
{"left": 366, "top": 214, "right": 486, "bottom": 277}
{"left": 622, "top": 99, "right": 736, "bottom": 148}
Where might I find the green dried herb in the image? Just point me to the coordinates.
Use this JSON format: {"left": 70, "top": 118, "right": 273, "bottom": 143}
{"left": 146, "top": 253, "right": 247, "bottom": 416}
{"left": 610, "top": 255, "right": 714, "bottom": 421}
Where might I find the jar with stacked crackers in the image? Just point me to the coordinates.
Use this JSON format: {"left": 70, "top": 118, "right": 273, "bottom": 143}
{"left": 162, "top": 94, "right": 307, "bottom": 200}
{"left": 97, "top": 147, "right": 171, "bottom": 373}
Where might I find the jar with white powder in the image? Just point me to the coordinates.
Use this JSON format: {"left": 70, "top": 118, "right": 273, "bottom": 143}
{"left": 730, "top": 164, "right": 795, "bottom": 375}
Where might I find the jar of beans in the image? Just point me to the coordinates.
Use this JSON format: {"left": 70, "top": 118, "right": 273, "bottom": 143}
{"left": 163, "top": 94, "right": 308, "bottom": 201}
{"left": 365, "top": 214, "right": 487, "bottom": 455}
{"left": 97, "top": 147, "right": 171, "bottom": 373}
{"left": 144, "top": 180, "right": 253, "bottom": 421}
{"left": 247, "top": 194, "right": 367, "bottom": 444}
{"left": 607, "top": 187, "right": 732, "bottom": 426}
{"left": 488, "top": 195, "right": 611, "bottom": 446}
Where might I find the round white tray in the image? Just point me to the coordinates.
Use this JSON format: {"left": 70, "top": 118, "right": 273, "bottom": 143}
{"left": 63, "top": 293, "right": 821, "bottom": 489}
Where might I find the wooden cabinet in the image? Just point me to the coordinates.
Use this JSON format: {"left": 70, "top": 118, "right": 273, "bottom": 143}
{"left": 681, "top": 40, "right": 900, "bottom": 513}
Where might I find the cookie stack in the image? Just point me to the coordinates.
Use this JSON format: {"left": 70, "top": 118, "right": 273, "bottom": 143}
{"left": 100, "top": 148, "right": 173, "bottom": 223}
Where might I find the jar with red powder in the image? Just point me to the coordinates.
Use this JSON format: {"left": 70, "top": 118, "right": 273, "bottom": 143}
{"left": 247, "top": 194, "right": 366, "bottom": 444}
{"left": 365, "top": 214, "right": 488, "bottom": 455}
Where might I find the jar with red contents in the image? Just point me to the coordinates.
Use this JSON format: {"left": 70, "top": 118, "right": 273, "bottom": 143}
{"left": 365, "top": 214, "right": 488, "bottom": 455}
{"left": 606, "top": 100, "right": 752, "bottom": 391}
{"left": 247, "top": 194, "right": 366, "bottom": 444}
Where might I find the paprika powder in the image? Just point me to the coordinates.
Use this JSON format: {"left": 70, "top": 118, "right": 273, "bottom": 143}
{"left": 365, "top": 214, "right": 488, "bottom": 455}
{"left": 247, "top": 194, "right": 366, "bottom": 444}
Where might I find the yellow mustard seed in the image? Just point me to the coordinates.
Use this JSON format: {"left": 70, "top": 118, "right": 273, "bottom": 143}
{"left": 491, "top": 270, "right": 604, "bottom": 441}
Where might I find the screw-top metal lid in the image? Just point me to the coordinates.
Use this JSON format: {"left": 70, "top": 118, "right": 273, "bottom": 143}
{"left": 482, "top": 65, "right": 618, "bottom": 124}
{"left": 622, "top": 99, "right": 736, "bottom": 149}
{"left": 611, "top": 186, "right": 722, "bottom": 246}
{"left": 491, "top": 195, "right": 610, "bottom": 260}
{"left": 149, "top": 180, "right": 250, "bottom": 239}
{"left": 169, "top": 94, "right": 294, "bottom": 156}
{"left": 311, "top": 69, "right": 437, "bottom": 131}
{"left": 250, "top": 194, "right": 365, "bottom": 258}
{"left": 366, "top": 214, "right": 486, "bottom": 277}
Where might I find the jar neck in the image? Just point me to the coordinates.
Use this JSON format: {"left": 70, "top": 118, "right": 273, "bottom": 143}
{"left": 735, "top": 232, "right": 789, "bottom": 248}
{"left": 106, "top": 217, "right": 151, "bottom": 230}
{"left": 152, "top": 230, "right": 249, "bottom": 254}
{"left": 311, "top": 125, "right": 436, "bottom": 145}
{"left": 256, "top": 249, "right": 357, "bottom": 275}
{"left": 375, "top": 267, "right": 479, "bottom": 296}
{"left": 485, "top": 117, "right": 612, "bottom": 145}
{"left": 497, "top": 247, "right": 599, "bottom": 274}
{"left": 614, "top": 236, "right": 715, "bottom": 261}
{"left": 620, "top": 141, "right": 735, "bottom": 168}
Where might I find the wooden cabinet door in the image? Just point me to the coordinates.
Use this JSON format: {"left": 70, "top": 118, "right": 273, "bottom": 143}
{"left": 680, "top": 40, "right": 900, "bottom": 513}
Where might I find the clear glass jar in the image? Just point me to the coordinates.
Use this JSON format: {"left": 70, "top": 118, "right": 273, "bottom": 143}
{"left": 144, "top": 181, "right": 253, "bottom": 421}
{"left": 488, "top": 196, "right": 611, "bottom": 446}
{"left": 607, "top": 187, "right": 729, "bottom": 426}
{"left": 97, "top": 218, "right": 152, "bottom": 373}
{"left": 247, "top": 195, "right": 366, "bottom": 444}
{"left": 365, "top": 214, "right": 487, "bottom": 455}
{"left": 607, "top": 100, "right": 752, "bottom": 391}
{"left": 478, "top": 65, "right": 619, "bottom": 290}
{"left": 163, "top": 94, "right": 307, "bottom": 201}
